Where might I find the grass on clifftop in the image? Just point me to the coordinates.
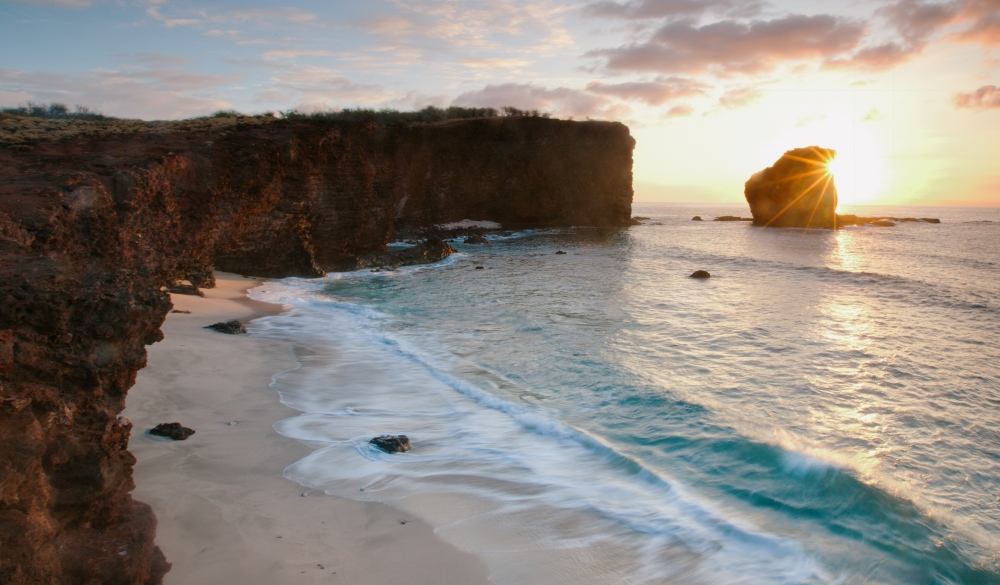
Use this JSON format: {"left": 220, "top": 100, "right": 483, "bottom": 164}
{"left": 0, "top": 103, "right": 554, "bottom": 149}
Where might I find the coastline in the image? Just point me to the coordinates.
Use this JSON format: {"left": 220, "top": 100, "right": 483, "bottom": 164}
{"left": 124, "top": 271, "right": 489, "bottom": 585}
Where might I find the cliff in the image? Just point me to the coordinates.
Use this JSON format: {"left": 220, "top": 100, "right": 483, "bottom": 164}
{"left": 744, "top": 146, "right": 838, "bottom": 229}
{"left": 0, "top": 114, "right": 634, "bottom": 584}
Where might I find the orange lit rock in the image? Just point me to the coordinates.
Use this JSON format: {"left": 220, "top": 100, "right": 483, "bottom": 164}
{"left": 744, "top": 147, "right": 838, "bottom": 228}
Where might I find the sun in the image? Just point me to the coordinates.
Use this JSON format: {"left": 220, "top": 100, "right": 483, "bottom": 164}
{"left": 774, "top": 115, "right": 889, "bottom": 209}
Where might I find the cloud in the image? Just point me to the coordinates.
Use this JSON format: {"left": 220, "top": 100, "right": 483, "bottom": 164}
{"left": 251, "top": 65, "right": 389, "bottom": 110}
{"left": 10, "top": 0, "right": 92, "bottom": 6}
{"left": 452, "top": 82, "right": 629, "bottom": 119}
{"left": 862, "top": 108, "right": 884, "bottom": 121}
{"left": 952, "top": 85, "right": 1000, "bottom": 109}
{"left": 262, "top": 50, "right": 335, "bottom": 61}
{"left": 589, "top": 14, "right": 866, "bottom": 75}
{"left": 716, "top": 86, "right": 760, "bottom": 109}
{"left": 878, "top": 0, "right": 959, "bottom": 46}
{"left": 358, "top": 0, "right": 574, "bottom": 55}
{"left": 145, "top": 5, "right": 319, "bottom": 30}
{"left": 664, "top": 104, "right": 694, "bottom": 117}
{"left": 954, "top": 0, "right": 1000, "bottom": 45}
{"left": 582, "top": 0, "right": 760, "bottom": 20}
{"left": 585, "top": 76, "right": 707, "bottom": 105}
{"left": 461, "top": 58, "right": 532, "bottom": 70}
{"left": 0, "top": 67, "right": 234, "bottom": 119}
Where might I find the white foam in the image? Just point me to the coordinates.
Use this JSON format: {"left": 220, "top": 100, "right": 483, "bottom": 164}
{"left": 245, "top": 277, "right": 834, "bottom": 585}
{"left": 435, "top": 219, "right": 502, "bottom": 230}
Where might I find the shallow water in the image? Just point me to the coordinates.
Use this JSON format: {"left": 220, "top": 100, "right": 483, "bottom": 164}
{"left": 249, "top": 202, "right": 1000, "bottom": 584}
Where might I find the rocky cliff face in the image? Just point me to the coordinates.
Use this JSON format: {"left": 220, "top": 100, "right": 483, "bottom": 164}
{"left": 0, "top": 114, "right": 633, "bottom": 584}
{"left": 744, "top": 146, "right": 838, "bottom": 229}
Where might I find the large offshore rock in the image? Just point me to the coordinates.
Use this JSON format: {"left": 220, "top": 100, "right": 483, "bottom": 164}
{"left": 744, "top": 147, "right": 838, "bottom": 228}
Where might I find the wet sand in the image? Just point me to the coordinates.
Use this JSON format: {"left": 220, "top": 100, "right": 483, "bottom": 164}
{"left": 124, "top": 272, "right": 489, "bottom": 585}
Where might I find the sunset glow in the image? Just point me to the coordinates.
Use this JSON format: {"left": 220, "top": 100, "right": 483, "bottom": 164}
{"left": 1, "top": 1, "right": 998, "bottom": 207}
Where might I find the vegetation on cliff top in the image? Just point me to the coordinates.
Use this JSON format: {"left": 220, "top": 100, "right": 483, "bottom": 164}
{"left": 0, "top": 103, "right": 555, "bottom": 150}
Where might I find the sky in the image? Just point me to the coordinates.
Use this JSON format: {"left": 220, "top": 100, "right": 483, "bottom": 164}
{"left": 1, "top": 0, "right": 999, "bottom": 206}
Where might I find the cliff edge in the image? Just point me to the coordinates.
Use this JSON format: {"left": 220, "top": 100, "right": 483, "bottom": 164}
{"left": 0, "top": 114, "right": 634, "bottom": 584}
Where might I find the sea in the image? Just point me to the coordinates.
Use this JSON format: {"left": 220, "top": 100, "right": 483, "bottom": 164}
{"left": 247, "top": 202, "right": 1000, "bottom": 585}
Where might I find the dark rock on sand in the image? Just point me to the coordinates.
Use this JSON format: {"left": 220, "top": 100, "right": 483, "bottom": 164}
{"left": 690, "top": 270, "right": 711, "bottom": 279}
{"left": 370, "top": 435, "right": 412, "bottom": 453}
{"left": 149, "top": 423, "right": 195, "bottom": 441}
{"left": 692, "top": 216, "right": 703, "bottom": 221}
{"left": 475, "top": 266, "right": 485, "bottom": 269}
{"left": 165, "top": 283, "right": 203, "bottom": 297}
{"left": 464, "top": 234, "right": 489, "bottom": 244}
{"left": 745, "top": 146, "right": 838, "bottom": 228}
{"left": 205, "top": 320, "right": 247, "bottom": 335}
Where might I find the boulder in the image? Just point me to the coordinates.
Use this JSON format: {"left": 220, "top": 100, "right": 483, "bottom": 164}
{"left": 370, "top": 435, "right": 411, "bottom": 453}
{"left": 464, "top": 234, "right": 489, "bottom": 244}
{"left": 745, "top": 146, "right": 838, "bottom": 228}
{"left": 692, "top": 216, "right": 703, "bottom": 221}
{"left": 690, "top": 270, "right": 711, "bottom": 279}
{"left": 165, "top": 282, "right": 203, "bottom": 297}
{"left": 150, "top": 423, "right": 195, "bottom": 441}
{"left": 205, "top": 320, "right": 247, "bottom": 334}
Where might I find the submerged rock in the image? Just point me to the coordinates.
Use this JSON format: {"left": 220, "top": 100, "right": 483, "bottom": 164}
{"left": 204, "top": 320, "right": 247, "bottom": 335}
{"left": 370, "top": 435, "right": 411, "bottom": 453}
{"left": 714, "top": 216, "right": 752, "bottom": 222}
{"left": 690, "top": 270, "right": 711, "bottom": 279}
{"left": 745, "top": 146, "right": 838, "bottom": 228}
{"left": 150, "top": 423, "right": 195, "bottom": 441}
{"left": 463, "top": 234, "right": 489, "bottom": 244}
{"left": 331, "top": 236, "right": 456, "bottom": 271}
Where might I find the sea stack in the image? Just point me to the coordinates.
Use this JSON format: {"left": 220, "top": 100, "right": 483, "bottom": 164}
{"left": 744, "top": 146, "right": 838, "bottom": 228}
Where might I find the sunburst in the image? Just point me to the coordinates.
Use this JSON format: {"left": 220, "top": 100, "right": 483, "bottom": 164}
{"left": 763, "top": 150, "right": 837, "bottom": 228}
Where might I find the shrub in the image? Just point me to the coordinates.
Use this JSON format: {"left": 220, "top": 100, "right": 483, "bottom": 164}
{"left": 0, "top": 102, "right": 113, "bottom": 120}
{"left": 277, "top": 105, "right": 552, "bottom": 125}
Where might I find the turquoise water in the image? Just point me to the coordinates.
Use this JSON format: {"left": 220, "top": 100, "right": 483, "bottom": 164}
{"left": 250, "top": 202, "right": 1000, "bottom": 584}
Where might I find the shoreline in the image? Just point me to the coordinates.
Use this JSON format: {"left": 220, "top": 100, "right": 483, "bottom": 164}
{"left": 124, "top": 271, "right": 489, "bottom": 585}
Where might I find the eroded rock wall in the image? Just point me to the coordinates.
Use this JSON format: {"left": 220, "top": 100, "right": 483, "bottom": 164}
{"left": 0, "top": 115, "right": 633, "bottom": 584}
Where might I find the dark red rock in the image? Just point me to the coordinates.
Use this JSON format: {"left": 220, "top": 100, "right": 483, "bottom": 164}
{"left": 0, "top": 114, "right": 633, "bottom": 584}
{"left": 149, "top": 423, "right": 195, "bottom": 441}
{"left": 745, "top": 146, "right": 838, "bottom": 228}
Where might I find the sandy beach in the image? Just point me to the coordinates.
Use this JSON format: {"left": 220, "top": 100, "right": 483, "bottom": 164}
{"left": 124, "top": 272, "right": 489, "bottom": 585}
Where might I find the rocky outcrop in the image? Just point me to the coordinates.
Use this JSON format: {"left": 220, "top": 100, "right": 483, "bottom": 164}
{"left": 370, "top": 435, "right": 412, "bottom": 453}
{"left": 0, "top": 114, "right": 633, "bottom": 584}
{"left": 745, "top": 147, "right": 838, "bottom": 228}
{"left": 148, "top": 423, "right": 195, "bottom": 441}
